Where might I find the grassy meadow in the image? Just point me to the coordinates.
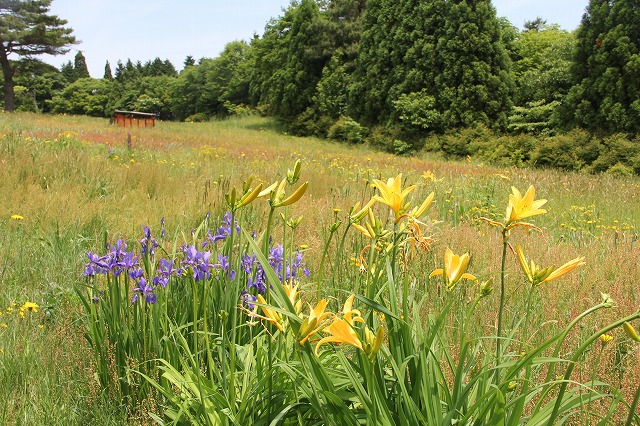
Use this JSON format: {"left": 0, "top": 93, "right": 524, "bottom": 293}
{"left": 0, "top": 112, "right": 639, "bottom": 425}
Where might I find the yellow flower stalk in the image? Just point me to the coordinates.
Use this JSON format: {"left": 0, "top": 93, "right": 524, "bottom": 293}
{"left": 372, "top": 174, "right": 416, "bottom": 219}
{"left": 269, "top": 179, "right": 309, "bottom": 208}
{"left": 349, "top": 198, "right": 377, "bottom": 223}
{"left": 278, "top": 182, "right": 309, "bottom": 207}
{"left": 315, "top": 318, "right": 363, "bottom": 355}
{"left": 236, "top": 183, "right": 263, "bottom": 209}
{"left": 352, "top": 208, "right": 388, "bottom": 240}
{"left": 283, "top": 280, "right": 302, "bottom": 314}
{"left": 429, "top": 248, "right": 476, "bottom": 290}
{"left": 258, "top": 181, "right": 278, "bottom": 198}
{"left": 505, "top": 185, "right": 547, "bottom": 225}
{"left": 515, "top": 245, "right": 585, "bottom": 286}
{"left": 363, "top": 324, "right": 385, "bottom": 360}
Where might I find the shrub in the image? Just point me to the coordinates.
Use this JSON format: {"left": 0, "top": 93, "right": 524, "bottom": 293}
{"left": 327, "top": 116, "right": 367, "bottom": 144}
{"left": 606, "top": 162, "right": 635, "bottom": 178}
{"left": 439, "top": 125, "right": 494, "bottom": 157}
{"left": 185, "top": 113, "right": 208, "bottom": 123}
{"left": 392, "top": 89, "right": 444, "bottom": 134}
{"left": 589, "top": 133, "right": 640, "bottom": 174}
{"left": 286, "top": 108, "right": 333, "bottom": 137}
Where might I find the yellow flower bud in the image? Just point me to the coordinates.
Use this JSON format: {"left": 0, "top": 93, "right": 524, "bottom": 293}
{"left": 623, "top": 322, "right": 640, "bottom": 342}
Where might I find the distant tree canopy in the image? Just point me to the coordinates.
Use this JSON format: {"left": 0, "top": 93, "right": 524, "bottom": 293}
{"left": 9, "top": 0, "right": 640, "bottom": 152}
{"left": 0, "top": 0, "right": 76, "bottom": 111}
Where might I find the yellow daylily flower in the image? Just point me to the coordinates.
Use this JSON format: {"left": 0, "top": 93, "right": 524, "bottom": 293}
{"left": 315, "top": 318, "right": 363, "bottom": 355}
{"left": 298, "top": 299, "right": 333, "bottom": 345}
{"left": 275, "top": 182, "right": 308, "bottom": 207}
{"left": 349, "top": 198, "right": 377, "bottom": 223}
{"left": 341, "top": 294, "right": 364, "bottom": 325}
{"left": 268, "top": 178, "right": 309, "bottom": 208}
{"left": 283, "top": 280, "right": 302, "bottom": 314}
{"left": 623, "top": 322, "right": 640, "bottom": 342}
{"left": 515, "top": 245, "right": 585, "bottom": 286}
{"left": 429, "top": 248, "right": 476, "bottom": 290}
{"left": 255, "top": 295, "right": 284, "bottom": 332}
{"left": 505, "top": 185, "right": 547, "bottom": 225}
{"left": 258, "top": 181, "right": 278, "bottom": 198}
{"left": 372, "top": 174, "right": 416, "bottom": 219}
{"left": 363, "top": 324, "right": 385, "bottom": 360}
{"left": 409, "top": 191, "right": 435, "bottom": 220}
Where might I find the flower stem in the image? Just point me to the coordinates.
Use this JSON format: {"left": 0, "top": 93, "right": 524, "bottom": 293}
{"left": 495, "top": 227, "right": 508, "bottom": 383}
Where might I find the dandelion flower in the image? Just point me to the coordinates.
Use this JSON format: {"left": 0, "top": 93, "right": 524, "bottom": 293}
{"left": 600, "top": 333, "right": 614, "bottom": 343}
{"left": 20, "top": 302, "right": 38, "bottom": 313}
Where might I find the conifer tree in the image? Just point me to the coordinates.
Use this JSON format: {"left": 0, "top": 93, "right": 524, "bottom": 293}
{"left": 433, "top": 0, "right": 513, "bottom": 129}
{"left": 350, "top": 0, "right": 512, "bottom": 130}
{"left": 559, "top": 0, "right": 640, "bottom": 134}
{"left": 104, "top": 61, "right": 113, "bottom": 80}
{"left": 74, "top": 51, "right": 90, "bottom": 79}
{"left": 0, "top": 0, "right": 76, "bottom": 111}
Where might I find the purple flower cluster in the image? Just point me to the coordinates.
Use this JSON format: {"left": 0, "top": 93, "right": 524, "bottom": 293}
{"left": 84, "top": 229, "right": 177, "bottom": 306}
{"left": 204, "top": 212, "right": 240, "bottom": 247}
{"left": 180, "top": 245, "right": 214, "bottom": 281}
{"left": 130, "top": 267, "right": 155, "bottom": 304}
{"left": 240, "top": 245, "right": 310, "bottom": 308}
{"left": 82, "top": 213, "right": 310, "bottom": 309}
{"left": 84, "top": 239, "right": 139, "bottom": 278}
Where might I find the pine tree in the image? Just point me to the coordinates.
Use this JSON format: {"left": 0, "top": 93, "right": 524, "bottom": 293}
{"left": 0, "top": 0, "right": 76, "bottom": 111}
{"left": 104, "top": 61, "right": 113, "bottom": 80}
{"left": 60, "top": 60, "right": 75, "bottom": 82}
{"left": 349, "top": 0, "right": 406, "bottom": 124}
{"left": 183, "top": 55, "right": 196, "bottom": 68}
{"left": 74, "top": 51, "right": 90, "bottom": 79}
{"left": 251, "top": 0, "right": 329, "bottom": 122}
{"left": 114, "top": 60, "right": 125, "bottom": 82}
{"left": 351, "top": 0, "right": 512, "bottom": 130}
{"left": 560, "top": 0, "right": 640, "bottom": 134}
{"left": 433, "top": 0, "right": 513, "bottom": 129}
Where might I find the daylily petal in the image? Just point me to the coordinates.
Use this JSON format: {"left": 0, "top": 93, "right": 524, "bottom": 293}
{"left": 315, "top": 318, "right": 363, "bottom": 355}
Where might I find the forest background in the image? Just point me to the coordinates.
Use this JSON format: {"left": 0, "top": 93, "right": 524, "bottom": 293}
{"left": 2, "top": 0, "right": 640, "bottom": 176}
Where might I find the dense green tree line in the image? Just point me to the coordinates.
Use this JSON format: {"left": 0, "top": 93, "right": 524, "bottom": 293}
{"left": 3, "top": 0, "right": 640, "bottom": 165}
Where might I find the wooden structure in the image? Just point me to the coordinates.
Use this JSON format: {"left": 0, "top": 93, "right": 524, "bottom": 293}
{"left": 112, "top": 110, "right": 157, "bottom": 128}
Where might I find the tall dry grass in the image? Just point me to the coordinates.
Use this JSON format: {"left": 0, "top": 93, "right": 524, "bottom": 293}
{"left": 0, "top": 112, "right": 638, "bottom": 423}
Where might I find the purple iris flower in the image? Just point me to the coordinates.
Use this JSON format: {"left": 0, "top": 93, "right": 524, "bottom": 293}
{"left": 140, "top": 225, "right": 159, "bottom": 256}
{"left": 131, "top": 276, "right": 156, "bottom": 304}
{"left": 84, "top": 252, "right": 110, "bottom": 276}
{"left": 153, "top": 258, "right": 177, "bottom": 288}
{"left": 181, "top": 245, "right": 214, "bottom": 281}
{"left": 241, "top": 291, "right": 257, "bottom": 309}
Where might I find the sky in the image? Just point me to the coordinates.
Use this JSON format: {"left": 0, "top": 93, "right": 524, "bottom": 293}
{"left": 45, "top": 0, "right": 589, "bottom": 78}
